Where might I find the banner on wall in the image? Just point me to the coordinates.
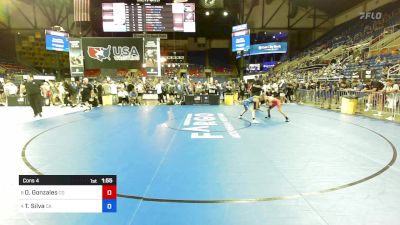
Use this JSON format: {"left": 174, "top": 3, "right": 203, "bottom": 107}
{"left": 69, "top": 38, "right": 84, "bottom": 77}
{"left": 82, "top": 38, "right": 143, "bottom": 69}
{"left": 237, "top": 42, "right": 288, "bottom": 58}
{"left": 144, "top": 38, "right": 161, "bottom": 76}
{"left": 250, "top": 42, "right": 287, "bottom": 55}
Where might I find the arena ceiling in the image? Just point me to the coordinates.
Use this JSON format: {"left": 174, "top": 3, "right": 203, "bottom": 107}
{"left": 301, "top": 0, "right": 366, "bottom": 16}
{"left": 0, "top": 0, "right": 372, "bottom": 38}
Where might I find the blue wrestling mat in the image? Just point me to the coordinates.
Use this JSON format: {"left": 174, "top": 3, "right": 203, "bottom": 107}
{"left": 6, "top": 104, "right": 400, "bottom": 225}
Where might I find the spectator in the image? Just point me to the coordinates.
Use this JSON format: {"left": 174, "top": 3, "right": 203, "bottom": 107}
{"left": 96, "top": 81, "right": 103, "bottom": 106}
{"left": 155, "top": 80, "right": 164, "bottom": 104}
{"left": 81, "top": 78, "right": 93, "bottom": 111}
{"left": 251, "top": 76, "right": 262, "bottom": 96}
{"left": 382, "top": 79, "right": 399, "bottom": 120}
{"left": 363, "top": 79, "right": 384, "bottom": 112}
{"left": 25, "top": 75, "right": 43, "bottom": 117}
{"left": 117, "top": 86, "right": 129, "bottom": 106}
{"left": 238, "top": 80, "right": 246, "bottom": 100}
{"left": 0, "top": 79, "right": 4, "bottom": 106}
{"left": 175, "top": 80, "right": 184, "bottom": 104}
{"left": 4, "top": 79, "right": 18, "bottom": 96}
{"left": 136, "top": 81, "right": 144, "bottom": 104}
{"left": 110, "top": 81, "right": 118, "bottom": 104}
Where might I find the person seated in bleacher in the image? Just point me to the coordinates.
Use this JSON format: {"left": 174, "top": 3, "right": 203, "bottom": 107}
{"left": 375, "top": 56, "right": 382, "bottom": 65}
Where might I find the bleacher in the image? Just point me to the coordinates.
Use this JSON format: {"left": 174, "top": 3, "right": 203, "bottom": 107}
{"left": 187, "top": 51, "right": 206, "bottom": 67}
{"left": 0, "top": 56, "right": 31, "bottom": 74}
{"left": 15, "top": 32, "right": 69, "bottom": 71}
{"left": 344, "top": 55, "right": 400, "bottom": 78}
{"left": 209, "top": 48, "right": 230, "bottom": 68}
{"left": 275, "top": 1, "right": 400, "bottom": 80}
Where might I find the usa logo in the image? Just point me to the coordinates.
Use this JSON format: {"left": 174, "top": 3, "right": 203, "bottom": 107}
{"left": 87, "top": 45, "right": 111, "bottom": 62}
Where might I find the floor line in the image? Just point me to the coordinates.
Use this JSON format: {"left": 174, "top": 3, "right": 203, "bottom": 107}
{"left": 262, "top": 153, "right": 331, "bottom": 225}
{"left": 126, "top": 107, "right": 185, "bottom": 225}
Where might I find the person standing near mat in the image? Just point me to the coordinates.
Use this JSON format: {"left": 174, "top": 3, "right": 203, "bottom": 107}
{"left": 251, "top": 76, "right": 263, "bottom": 97}
{"left": 155, "top": 80, "right": 165, "bottom": 104}
{"left": 81, "top": 78, "right": 94, "bottom": 111}
{"left": 238, "top": 95, "right": 265, "bottom": 124}
{"left": 264, "top": 95, "right": 289, "bottom": 122}
{"left": 25, "top": 74, "right": 43, "bottom": 117}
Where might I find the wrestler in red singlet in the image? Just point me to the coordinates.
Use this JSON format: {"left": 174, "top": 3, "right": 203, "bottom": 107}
{"left": 264, "top": 96, "right": 289, "bottom": 122}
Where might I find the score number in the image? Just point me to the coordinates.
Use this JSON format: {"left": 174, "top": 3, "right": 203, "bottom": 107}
{"left": 102, "top": 178, "right": 113, "bottom": 184}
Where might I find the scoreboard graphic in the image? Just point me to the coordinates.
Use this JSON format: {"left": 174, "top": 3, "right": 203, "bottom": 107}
{"left": 18, "top": 175, "right": 117, "bottom": 213}
{"left": 102, "top": 2, "right": 196, "bottom": 32}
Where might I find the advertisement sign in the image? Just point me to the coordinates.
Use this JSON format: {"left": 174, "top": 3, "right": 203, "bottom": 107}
{"left": 232, "top": 29, "right": 250, "bottom": 52}
{"left": 82, "top": 38, "right": 143, "bottom": 69}
{"left": 144, "top": 38, "right": 161, "bottom": 76}
{"left": 247, "top": 64, "right": 260, "bottom": 72}
{"left": 262, "top": 61, "right": 277, "bottom": 71}
{"left": 45, "top": 30, "right": 70, "bottom": 52}
{"left": 69, "top": 38, "right": 84, "bottom": 77}
{"left": 237, "top": 42, "right": 288, "bottom": 58}
{"left": 250, "top": 42, "right": 287, "bottom": 55}
{"left": 232, "top": 24, "right": 247, "bottom": 32}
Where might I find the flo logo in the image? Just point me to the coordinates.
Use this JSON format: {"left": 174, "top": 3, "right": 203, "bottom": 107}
{"left": 87, "top": 45, "right": 111, "bottom": 62}
{"left": 87, "top": 45, "right": 140, "bottom": 62}
{"left": 182, "top": 113, "right": 240, "bottom": 139}
{"left": 359, "top": 12, "right": 382, "bottom": 20}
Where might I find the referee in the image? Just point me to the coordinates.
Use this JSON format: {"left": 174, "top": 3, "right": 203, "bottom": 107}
{"left": 251, "top": 75, "right": 263, "bottom": 96}
{"left": 25, "top": 75, "right": 43, "bottom": 117}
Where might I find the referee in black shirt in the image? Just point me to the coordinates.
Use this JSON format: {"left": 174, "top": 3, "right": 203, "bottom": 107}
{"left": 251, "top": 76, "right": 263, "bottom": 96}
{"left": 25, "top": 75, "right": 43, "bottom": 117}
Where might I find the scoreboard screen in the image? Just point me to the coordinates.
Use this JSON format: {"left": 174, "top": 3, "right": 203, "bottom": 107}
{"left": 45, "top": 30, "right": 70, "bottom": 52}
{"left": 102, "top": 3, "right": 196, "bottom": 33}
{"left": 19, "top": 175, "right": 117, "bottom": 213}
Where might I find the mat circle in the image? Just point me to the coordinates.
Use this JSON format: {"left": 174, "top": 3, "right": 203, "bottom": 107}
{"left": 21, "top": 112, "right": 397, "bottom": 204}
